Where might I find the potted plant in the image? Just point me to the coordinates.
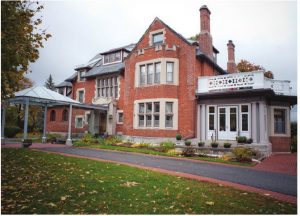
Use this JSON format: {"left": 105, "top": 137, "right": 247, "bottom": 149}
{"left": 236, "top": 136, "right": 247, "bottom": 143}
{"left": 246, "top": 138, "right": 253, "bottom": 144}
{"left": 198, "top": 141, "right": 205, "bottom": 147}
{"left": 184, "top": 140, "right": 191, "bottom": 146}
{"left": 211, "top": 142, "right": 219, "bottom": 148}
{"left": 223, "top": 142, "right": 231, "bottom": 148}
{"left": 176, "top": 134, "right": 182, "bottom": 141}
{"left": 22, "top": 139, "right": 32, "bottom": 148}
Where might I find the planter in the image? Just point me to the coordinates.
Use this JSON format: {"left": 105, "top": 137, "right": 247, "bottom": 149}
{"left": 198, "top": 142, "right": 205, "bottom": 147}
{"left": 223, "top": 142, "right": 231, "bottom": 148}
{"left": 211, "top": 142, "right": 219, "bottom": 148}
{"left": 184, "top": 140, "right": 191, "bottom": 146}
{"left": 176, "top": 134, "right": 182, "bottom": 141}
{"left": 22, "top": 139, "right": 32, "bottom": 148}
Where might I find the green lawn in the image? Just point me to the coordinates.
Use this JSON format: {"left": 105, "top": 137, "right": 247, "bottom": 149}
{"left": 79, "top": 144, "right": 255, "bottom": 167}
{"left": 1, "top": 148, "right": 296, "bottom": 214}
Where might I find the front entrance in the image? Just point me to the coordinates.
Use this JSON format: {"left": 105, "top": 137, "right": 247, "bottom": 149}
{"left": 218, "top": 106, "right": 238, "bottom": 140}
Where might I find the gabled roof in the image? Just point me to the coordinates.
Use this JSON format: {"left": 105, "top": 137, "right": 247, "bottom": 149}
{"left": 12, "top": 85, "right": 79, "bottom": 104}
{"left": 127, "top": 17, "right": 194, "bottom": 59}
{"left": 55, "top": 81, "right": 72, "bottom": 88}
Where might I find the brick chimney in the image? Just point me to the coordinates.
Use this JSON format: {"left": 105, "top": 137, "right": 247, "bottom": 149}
{"left": 199, "top": 5, "right": 213, "bottom": 59}
{"left": 227, "top": 40, "right": 236, "bottom": 73}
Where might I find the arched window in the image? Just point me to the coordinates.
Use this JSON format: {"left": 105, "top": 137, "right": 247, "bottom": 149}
{"left": 50, "top": 110, "right": 56, "bottom": 121}
{"left": 62, "top": 109, "right": 68, "bottom": 121}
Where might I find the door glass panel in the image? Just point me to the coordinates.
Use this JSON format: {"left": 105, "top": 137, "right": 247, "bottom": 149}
{"left": 219, "top": 108, "right": 226, "bottom": 131}
{"left": 209, "top": 115, "right": 214, "bottom": 130}
{"left": 242, "top": 114, "right": 248, "bottom": 131}
{"left": 230, "top": 108, "right": 237, "bottom": 131}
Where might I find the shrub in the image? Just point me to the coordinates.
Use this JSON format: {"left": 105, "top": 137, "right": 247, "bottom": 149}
{"left": 160, "top": 141, "right": 175, "bottom": 152}
{"left": 236, "top": 136, "right": 247, "bottom": 143}
{"left": 232, "top": 147, "right": 253, "bottom": 162}
{"left": 184, "top": 140, "right": 192, "bottom": 146}
{"left": 223, "top": 142, "right": 231, "bottom": 148}
{"left": 176, "top": 134, "right": 182, "bottom": 140}
{"left": 291, "top": 136, "right": 297, "bottom": 153}
{"left": 198, "top": 141, "right": 205, "bottom": 147}
{"left": 4, "top": 126, "right": 21, "bottom": 138}
{"left": 82, "top": 134, "right": 99, "bottom": 145}
{"left": 182, "top": 147, "right": 195, "bottom": 157}
{"left": 211, "top": 142, "right": 219, "bottom": 148}
{"left": 105, "top": 136, "right": 122, "bottom": 145}
{"left": 138, "top": 143, "right": 150, "bottom": 149}
{"left": 166, "top": 149, "right": 181, "bottom": 156}
{"left": 73, "top": 140, "right": 90, "bottom": 147}
{"left": 246, "top": 138, "right": 253, "bottom": 144}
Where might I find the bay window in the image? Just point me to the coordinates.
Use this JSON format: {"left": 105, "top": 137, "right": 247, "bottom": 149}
{"left": 96, "top": 76, "right": 119, "bottom": 99}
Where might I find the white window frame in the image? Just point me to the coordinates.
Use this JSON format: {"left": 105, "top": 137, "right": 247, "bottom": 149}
{"left": 117, "top": 110, "right": 124, "bottom": 124}
{"left": 148, "top": 29, "right": 166, "bottom": 46}
{"left": 239, "top": 104, "right": 251, "bottom": 138}
{"left": 75, "top": 115, "right": 84, "bottom": 128}
{"left": 133, "top": 98, "right": 178, "bottom": 130}
{"left": 78, "top": 70, "right": 86, "bottom": 82}
{"left": 135, "top": 58, "right": 179, "bottom": 87}
{"left": 76, "top": 88, "right": 85, "bottom": 103}
{"left": 270, "top": 106, "right": 290, "bottom": 137}
{"left": 103, "top": 51, "right": 123, "bottom": 66}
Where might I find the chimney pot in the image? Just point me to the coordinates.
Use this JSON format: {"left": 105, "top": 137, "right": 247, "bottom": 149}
{"left": 199, "top": 5, "right": 213, "bottom": 59}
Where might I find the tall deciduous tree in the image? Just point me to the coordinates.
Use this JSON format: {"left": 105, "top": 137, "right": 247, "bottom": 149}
{"left": 236, "top": 60, "right": 274, "bottom": 79}
{"left": 1, "top": 1, "right": 51, "bottom": 100}
{"left": 44, "top": 74, "right": 55, "bottom": 90}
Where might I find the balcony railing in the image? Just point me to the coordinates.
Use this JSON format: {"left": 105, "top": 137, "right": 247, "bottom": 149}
{"left": 197, "top": 70, "right": 292, "bottom": 96}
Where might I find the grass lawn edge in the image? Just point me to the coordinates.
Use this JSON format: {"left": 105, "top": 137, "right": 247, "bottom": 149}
{"left": 33, "top": 148, "right": 296, "bottom": 204}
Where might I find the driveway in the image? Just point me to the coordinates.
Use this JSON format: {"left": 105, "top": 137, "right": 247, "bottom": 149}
{"left": 34, "top": 146, "right": 297, "bottom": 197}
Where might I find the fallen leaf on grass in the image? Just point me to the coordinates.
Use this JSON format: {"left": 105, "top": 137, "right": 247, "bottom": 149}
{"left": 205, "top": 201, "right": 215, "bottom": 206}
{"left": 47, "top": 202, "right": 57, "bottom": 207}
{"left": 121, "top": 181, "right": 140, "bottom": 187}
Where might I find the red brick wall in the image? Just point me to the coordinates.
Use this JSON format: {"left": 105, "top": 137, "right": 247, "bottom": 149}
{"left": 122, "top": 19, "right": 215, "bottom": 138}
{"left": 46, "top": 107, "right": 88, "bottom": 134}
{"left": 270, "top": 136, "right": 291, "bottom": 152}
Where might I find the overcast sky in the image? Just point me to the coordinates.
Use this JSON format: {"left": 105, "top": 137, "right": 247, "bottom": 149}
{"left": 27, "top": 0, "right": 297, "bottom": 96}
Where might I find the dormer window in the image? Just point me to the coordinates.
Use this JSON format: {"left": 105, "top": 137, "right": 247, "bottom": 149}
{"left": 152, "top": 32, "right": 163, "bottom": 45}
{"left": 78, "top": 70, "right": 86, "bottom": 82}
{"left": 103, "top": 51, "right": 122, "bottom": 65}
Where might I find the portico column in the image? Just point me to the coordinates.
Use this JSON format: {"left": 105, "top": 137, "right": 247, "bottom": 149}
{"left": 1, "top": 103, "right": 6, "bottom": 144}
{"left": 259, "top": 101, "right": 269, "bottom": 144}
{"left": 200, "top": 104, "right": 206, "bottom": 141}
{"left": 42, "top": 105, "right": 47, "bottom": 143}
{"left": 23, "top": 99, "right": 29, "bottom": 142}
{"left": 66, "top": 104, "right": 73, "bottom": 146}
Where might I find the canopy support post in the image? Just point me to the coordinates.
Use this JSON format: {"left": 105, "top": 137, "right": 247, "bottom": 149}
{"left": 42, "top": 105, "right": 48, "bottom": 143}
{"left": 23, "top": 99, "right": 29, "bottom": 147}
{"left": 66, "top": 104, "right": 73, "bottom": 146}
{"left": 1, "top": 103, "right": 6, "bottom": 144}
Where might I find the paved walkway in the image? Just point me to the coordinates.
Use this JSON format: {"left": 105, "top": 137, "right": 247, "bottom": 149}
{"left": 254, "top": 153, "right": 297, "bottom": 175}
{"left": 30, "top": 145, "right": 297, "bottom": 197}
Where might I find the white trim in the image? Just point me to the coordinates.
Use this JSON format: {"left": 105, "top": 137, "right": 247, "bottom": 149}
{"left": 75, "top": 115, "right": 84, "bottom": 128}
{"left": 103, "top": 51, "right": 122, "bottom": 66}
{"left": 239, "top": 104, "right": 251, "bottom": 138}
{"left": 135, "top": 58, "right": 179, "bottom": 87}
{"left": 77, "top": 70, "right": 86, "bottom": 82}
{"left": 269, "top": 106, "right": 290, "bottom": 137}
{"left": 76, "top": 88, "right": 85, "bottom": 103}
{"left": 148, "top": 28, "right": 166, "bottom": 46}
{"left": 133, "top": 98, "right": 178, "bottom": 130}
{"left": 117, "top": 110, "right": 124, "bottom": 124}
{"left": 85, "top": 111, "right": 90, "bottom": 125}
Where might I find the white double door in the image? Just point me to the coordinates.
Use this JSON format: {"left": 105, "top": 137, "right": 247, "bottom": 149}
{"left": 218, "top": 106, "right": 238, "bottom": 140}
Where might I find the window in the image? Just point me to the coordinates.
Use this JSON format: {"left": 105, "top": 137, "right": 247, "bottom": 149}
{"left": 208, "top": 107, "right": 215, "bottom": 130}
{"left": 58, "top": 88, "right": 64, "bottom": 95}
{"left": 97, "top": 76, "right": 119, "bottom": 98}
{"left": 241, "top": 105, "right": 249, "bottom": 131}
{"left": 154, "top": 63, "right": 160, "bottom": 83}
{"left": 77, "top": 90, "right": 84, "bottom": 103}
{"left": 274, "top": 109, "right": 286, "bottom": 134}
{"left": 152, "top": 32, "right": 163, "bottom": 45}
{"left": 78, "top": 71, "right": 86, "bottom": 82}
{"left": 219, "top": 108, "right": 226, "bottom": 131}
{"left": 140, "top": 65, "right": 146, "bottom": 85}
{"left": 230, "top": 107, "right": 237, "bottom": 131}
{"left": 103, "top": 52, "right": 122, "bottom": 64}
{"left": 50, "top": 110, "right": 56, "bottom": 121}
{"left": 62, "top": 109, "right": 68, "bottom": 121}
{"left": 118, "top": 112, "right": 123, "bottom": 124}
{"left": 75, "top": 117, "right": 83, "bottom": 128}
{"left": 165, "top": 102, "right": 173, "bottom": 127}
{"left": 147, "top": 64, "right": 154, "bottom": 84}
{"left": 166, "top": 62, "right": 174, "bottom": 83}
{"left": 138, "top": 102, "right": 160, "bottom": 128}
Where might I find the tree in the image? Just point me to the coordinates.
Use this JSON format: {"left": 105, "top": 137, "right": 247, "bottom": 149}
{"left": 189, "top": 34, "right": 199, "bottom": 41}
{"left": 1, "top": 1, "right": 51, "bottom": 100}
{"left": 236, "top": 60, "right": 274, "bottom": 79}
{"left": 44, "top": 74, "right": 56, "bottom": 90}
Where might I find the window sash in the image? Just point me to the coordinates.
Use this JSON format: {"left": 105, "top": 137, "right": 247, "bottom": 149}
{"left": 154, "top": 63, "right": 161, "bottom": 83}
{"left": 140, "top": 65, "right": 146, "bottom": 85}
{"left": 166, "top": 62, "right": 174, "bottom": 83}
{"left": 274, "top": 109, "right": 286, "bottom": 134}
{"left": 153, "top": 32, "right": 163, "bottom": 44}
{"left": 147, "top": 64, "right": 154, "bottom": 84}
